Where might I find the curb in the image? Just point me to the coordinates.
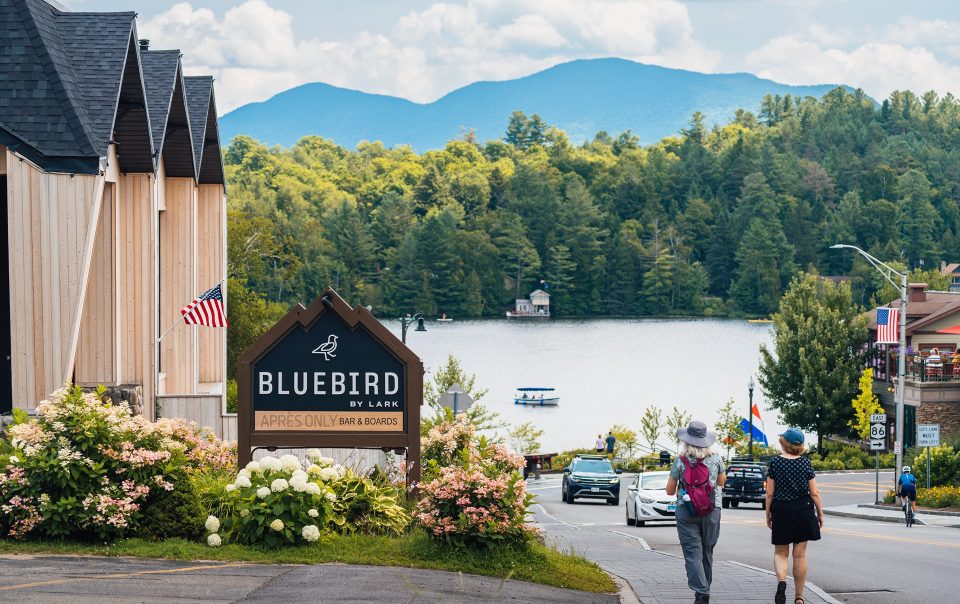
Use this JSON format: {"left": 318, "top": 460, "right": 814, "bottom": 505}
{"left": 859, "top": 504, "right": 960, "bottom": 517}
{"left": 611, "top": 573, "right": 643, "bottom": 604}
{"left": 823, "top": 508, "right": 925, "bottom": 526}
{"left": 726, "top": 560, "right": 843, "bottom": 604}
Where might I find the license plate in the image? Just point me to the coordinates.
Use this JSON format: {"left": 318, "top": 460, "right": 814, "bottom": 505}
{"left": 667, "top": 504, "right": 676, "bottom": 512}
{"left": 590, "top": 487, "right": 599, "bottom": 492}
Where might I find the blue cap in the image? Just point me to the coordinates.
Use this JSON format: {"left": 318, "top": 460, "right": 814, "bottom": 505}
{"left": 780, "top": 428, "right": 804, "bottom": 445}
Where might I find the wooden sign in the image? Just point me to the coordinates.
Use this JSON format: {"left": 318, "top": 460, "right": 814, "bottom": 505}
{"left": 237, "top": 288, "right": 422, "bottom": 487}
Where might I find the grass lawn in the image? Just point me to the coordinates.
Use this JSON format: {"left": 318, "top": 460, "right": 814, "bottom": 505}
{"left": 0, "top": 530, "right": 615, "bottom": 594}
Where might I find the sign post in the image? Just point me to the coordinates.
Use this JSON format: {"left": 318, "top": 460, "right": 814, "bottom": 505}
{"left": 237, "top": 288, "right": 423, "bottom": 492}
{"left": 438, "top": 383, "right": 474, "bottom": 415}
{"left": 917, "top": 424, "right": 940, "bottom": 489}
{"left": 870, "top": 414, "right": 887, "bottom": 504}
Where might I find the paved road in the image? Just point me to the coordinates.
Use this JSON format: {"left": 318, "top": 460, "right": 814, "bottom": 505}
{"left": 531, "top": 471, "right": 960, "bottom": 604}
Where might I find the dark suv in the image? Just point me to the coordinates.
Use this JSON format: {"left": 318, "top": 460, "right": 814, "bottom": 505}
{"left": 562, "top": 455, "right": 623, "bottom": 505}
{"left": 722, "top": 461, "right": 767, "bottom": 509}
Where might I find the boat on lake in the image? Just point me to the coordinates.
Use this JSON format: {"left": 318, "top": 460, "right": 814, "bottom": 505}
{"left": 437, "top": 313, "right": 453, "bottom": 322}
{"left": 514, "top": 387, "right": 559, "bottom": 406}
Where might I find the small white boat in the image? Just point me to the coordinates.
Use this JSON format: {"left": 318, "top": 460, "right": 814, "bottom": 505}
{"left": 436, "top": 313, "right": 453, "bottom": 322}
{"left": 514, "top": 387, "right": 559, "bottom": 406}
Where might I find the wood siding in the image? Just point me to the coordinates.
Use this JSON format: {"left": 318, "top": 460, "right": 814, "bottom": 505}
{"left": 0, "top": 146, "right": 6, "bottom": 174}
{"left": 5, "top": 152, "right": 101, "bottom": 407}
{"left": 157, "top": 394, "right": 231, "bottom": 438}
{"left": 76, "top": 183, "right": 118, "bottom": 385}
{"left": 197, "top": 184, "right": 225, "bottom": 383}
{"left": 159, "top": 178, "right": 196, "bottom": 393}
{"left": 117, "top": 174, "right": 157, "bottom": 415}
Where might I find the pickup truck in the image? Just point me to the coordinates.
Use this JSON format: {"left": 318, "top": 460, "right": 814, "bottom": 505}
{"left": 722, "top": 461, "right": 767, "bottom": 509}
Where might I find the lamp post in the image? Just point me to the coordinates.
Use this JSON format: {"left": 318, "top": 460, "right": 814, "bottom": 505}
{"left": 830, "top": 244, "right": 907, "bottom": 481}
{"left": 400, "top": 313, "right": 427, "bottom": 345}
{"left": 748, "top": 375, "right": 755, "bottom": 459}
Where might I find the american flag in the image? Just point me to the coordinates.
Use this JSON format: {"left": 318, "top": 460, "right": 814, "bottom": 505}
{"left": 876, "top": 307, "right": 899, "bottom": 344}
{"left": 181, "top": 283, "right": 229, "bottom": 327}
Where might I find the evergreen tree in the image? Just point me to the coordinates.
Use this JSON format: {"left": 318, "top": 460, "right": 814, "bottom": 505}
{"left": 545, "top": 244, "right": 576, "bottom": 315}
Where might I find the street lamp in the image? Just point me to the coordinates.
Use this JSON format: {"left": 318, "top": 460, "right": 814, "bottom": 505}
{"left": 748, "top": 375, "right": 755, "bottom": 459}
{"left": 830, "top": 243, "right": 907, "bottom": 481}
{"left": 400, "top": 313, "right": 427, "bottom": 345}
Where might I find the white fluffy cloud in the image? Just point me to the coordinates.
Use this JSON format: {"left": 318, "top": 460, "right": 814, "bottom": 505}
{"left": 747, "top": 18, "right": 960, "bottom": 100}
{"left": 140, "top": 0, "right": 718, "bottom": 111}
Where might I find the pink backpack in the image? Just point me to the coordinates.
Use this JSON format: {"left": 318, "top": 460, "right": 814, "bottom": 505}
{"left": 680, "top": 456, "right": 716, "bottom": 516}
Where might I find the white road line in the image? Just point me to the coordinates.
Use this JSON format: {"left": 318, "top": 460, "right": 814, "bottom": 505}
{"left": 604, "top": 528, "right": 652, "bottom": 551}
{"left": 532, "top": 504, "right": 580, "bottom": 530}
{"left": 727, "top": 560, "right": 843, "bottom": 604}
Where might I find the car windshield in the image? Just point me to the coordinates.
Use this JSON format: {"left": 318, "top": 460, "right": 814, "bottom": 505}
{"left": 573, "top": 460, "right": 613, "bottom": 473}
{"left": 641, "top": 474, "right": 669, "bottom": 490}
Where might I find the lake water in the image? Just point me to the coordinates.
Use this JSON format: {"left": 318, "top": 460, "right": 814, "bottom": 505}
{"left": 385, "top": 318, "right": 780, "bottom": 453}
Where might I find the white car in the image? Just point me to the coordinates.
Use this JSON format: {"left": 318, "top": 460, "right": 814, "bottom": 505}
{"left": 625, "top": 471, "right": 677, "bottom": 526}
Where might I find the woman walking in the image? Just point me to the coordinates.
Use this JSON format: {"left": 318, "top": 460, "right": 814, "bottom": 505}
{"left": 766, "top": 429, "right": 823, "bottom": 604}
{"left": 666, "top": 420, "right": 726, "bottom": 604}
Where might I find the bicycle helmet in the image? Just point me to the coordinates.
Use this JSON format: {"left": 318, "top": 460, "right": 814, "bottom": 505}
{"left": 902, "top": 465, "right": 911, "bottom": 473}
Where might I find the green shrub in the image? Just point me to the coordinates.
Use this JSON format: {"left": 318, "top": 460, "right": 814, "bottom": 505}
{"left": 139, "top": 470, "right": 206, "bottom": 540}
{"left": 811, "top": 458, "right": 845, "bottom": 471}
{"left": 330, "top": 472, "right": 410, "bottom": 536}
{"left": 910, "top": 446, "right": 960, "bottom": 487}
{"left": 551, "top": 449, "right": 594, "bottom": 471}
{"left": 226, "top": 379, "right": 238, "bottom": 414}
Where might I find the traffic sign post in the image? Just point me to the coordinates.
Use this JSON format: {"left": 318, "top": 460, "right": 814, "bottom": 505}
{"left": 871, "top": 414, "right": 887, "bottom": 504}
{"left": 438, "top": 383, "right": 474, "bottom": 416}
{"left": 917, "top": 424, "right": 940, "bottom": 489}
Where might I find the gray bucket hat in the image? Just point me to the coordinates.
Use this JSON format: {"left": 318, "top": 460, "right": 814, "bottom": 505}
{"left": 677, "top": 420, "right": 717, "bottom": 448}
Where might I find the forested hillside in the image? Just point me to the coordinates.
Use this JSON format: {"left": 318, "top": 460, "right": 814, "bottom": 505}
{"left": 226, "top": 86, "right": 960, "bottom": 346}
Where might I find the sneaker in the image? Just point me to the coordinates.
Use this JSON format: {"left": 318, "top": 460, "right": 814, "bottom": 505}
{"left": 775, "top": 580, "right": 787, "bottom": 604}
{"left": 694, "top": 593, "right": 709, "bottom": 604}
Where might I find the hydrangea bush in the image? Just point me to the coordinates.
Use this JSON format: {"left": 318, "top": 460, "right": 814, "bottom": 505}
{"left": 417, "top": 416, "right": 533, "bottom": 548}
{"left": 209, "top": 450, "right": 411, "bottom": 547}
{"left": 0, "top": 385, "right": 237, "bottom": 541}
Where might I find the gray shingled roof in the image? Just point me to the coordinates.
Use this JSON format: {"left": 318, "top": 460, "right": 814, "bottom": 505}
{"left": 140, "top": 49, "right": 180, "bottom": 154}
{"left": 0, "top": 0, "right": 223, "bottom": 179}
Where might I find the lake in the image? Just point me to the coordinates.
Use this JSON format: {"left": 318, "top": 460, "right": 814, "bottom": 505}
{"left": 385, "top": 318, "right": 779, "bottom": 453}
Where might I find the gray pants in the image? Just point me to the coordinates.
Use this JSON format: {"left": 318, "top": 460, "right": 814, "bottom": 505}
{"left": 675, "top": 505, "right": 721, "bottom": 595}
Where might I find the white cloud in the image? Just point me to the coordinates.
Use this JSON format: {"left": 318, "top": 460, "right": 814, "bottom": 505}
{"left": 140, "top": 0, "right": 718, "bottom": 111}
{"left": 747, "top": 17, "right": 960, "bottom": 100}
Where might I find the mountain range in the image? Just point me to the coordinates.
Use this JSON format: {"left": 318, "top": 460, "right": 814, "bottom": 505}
{"left": 219, "top": 58, "right": 849, "bottom": 151}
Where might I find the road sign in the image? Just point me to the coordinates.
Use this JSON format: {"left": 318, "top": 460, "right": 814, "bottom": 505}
{"left": 869, "top": 414, "right": 887, "bottom": 451}
{"left": 870, "top": 423, "right": 886, "bottom": 439}
{"left": 917, "top": 424, "right": 940, "bottom": 447}
{"left": 870, "top": 413, "right": 886, "bottom": 424}
{"left": 438, "top": 383, "right": 474, "bottom": 414}
{"left": 870, "top": 440, "right": 885, "bottom": 450}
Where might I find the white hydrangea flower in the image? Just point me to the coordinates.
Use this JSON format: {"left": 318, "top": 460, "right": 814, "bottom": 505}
{"left": 245, "top": 460, "right": 262, "bottom": 474}
{"left": 290, "top": 476, "right": 308, "bottom": 493}
{"left": 301, "top": 524, "right": 320, "bottom": 542}
{"left": 225, "top": 483, "right": 236, "bottom": 493}
{"left": 237, "top": 468, "right": 250, "bottom": 479}
{"left": 240, "top": 508, "right": 250, "bottom": 517}
{"left": 257, "top": 487, "right": 271, "bottom": 499}
{"left": 259, "top": 456, "right": 282, "bottom": 472}
{"left": 271, "top": 478, "right": 289, "bottom": 492}
{"left": 332, "top": 464, "right": 347, "bottom": 479}
{"left": 308, "top": 508, "right": 319, "bottom": 518}
{"left": 280, "top": 454, "right": 301, "bottom": 472}
{"left": 205, "top": 516, "right": 220, "bottom": 533}
{"left": 318, "top": 467, "right": 338, "bottom": 482}
{"left": 320, "top": 456, "right": 334, "bottom": 466}
{"left": 207, "top": 534, "right": 222, "bottom": 547}
{"left": 306, "top": 464, "right": 322, "bottom": 476}
{"left": 270, "top": 519, "right": 284, "bottom": 532}
{"left": 306, "top": 482, "right": 322, "bottom": 496}
{"left": 306, "top": 448, "right": 322, "bottom": 461}
{"left": 325, "top": 492, "right": 337, "bottom": 502}
{"left": 234, "top": 475, "right": 252, "bottom": 489}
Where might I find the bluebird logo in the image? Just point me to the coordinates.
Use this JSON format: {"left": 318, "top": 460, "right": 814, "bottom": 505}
{"left": 311, "top": 334, "right": 339, "bottom": 361}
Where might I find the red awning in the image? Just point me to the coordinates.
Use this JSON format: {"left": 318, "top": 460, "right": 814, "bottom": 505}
{"left": 935, "top": 325, "right": 960, "bottom": 334}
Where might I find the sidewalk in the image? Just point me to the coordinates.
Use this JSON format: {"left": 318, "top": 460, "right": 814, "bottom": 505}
{"left": 533, "top": 507, "right": 838, "bottom": 604}
{"left": 824, "top": 504, "right": 960, "bottom": 528}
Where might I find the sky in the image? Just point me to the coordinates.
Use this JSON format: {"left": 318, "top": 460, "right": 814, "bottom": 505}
{"left": 67, "top": 0, "right": 960, "bottom": 113}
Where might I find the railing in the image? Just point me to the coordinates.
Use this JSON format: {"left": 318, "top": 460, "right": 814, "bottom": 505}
{"left": 904, "top": 357, "right": 960, "bottom": 383}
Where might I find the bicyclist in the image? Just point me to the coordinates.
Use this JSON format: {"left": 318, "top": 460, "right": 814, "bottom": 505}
{"left": 897, "top": 465, "right": 917, "bottom": 515}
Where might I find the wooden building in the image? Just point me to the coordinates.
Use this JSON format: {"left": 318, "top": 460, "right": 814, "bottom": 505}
{"left": 0, "top": 0, "right": 228, "bottom": 433}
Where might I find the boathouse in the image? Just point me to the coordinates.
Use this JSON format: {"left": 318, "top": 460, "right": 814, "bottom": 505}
{"left": 509, "top": 289, "right": 551, "bottom": 317}
{"left": 0, "top": 0, "right": 229, "bottom": 435}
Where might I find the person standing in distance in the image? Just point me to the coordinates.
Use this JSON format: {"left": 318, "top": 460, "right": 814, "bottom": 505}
{"left": 605, "top": 430, "right": 617, "bottom": 458}
{"left": 595, "top": 434, "right": 604, "bottom": 454}
{"left": 666, "top": 420, "right": 726, "bottom": 604}
{"left": 765, "top": 428, "right": 823, "bottom": 604}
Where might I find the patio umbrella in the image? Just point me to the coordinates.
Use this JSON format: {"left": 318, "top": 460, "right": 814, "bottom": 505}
{"left": 936, "top": 325, "right": 960, "bottom": 334}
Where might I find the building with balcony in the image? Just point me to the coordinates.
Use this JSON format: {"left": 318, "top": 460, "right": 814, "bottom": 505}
{"left": 1, "top": 0, "right": 230, "bottom": 437}
{"left": 869, "top": 283, "right": 960, "bottom": 444}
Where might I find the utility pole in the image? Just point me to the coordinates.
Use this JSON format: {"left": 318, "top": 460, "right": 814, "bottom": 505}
{"left": 748, "top": 375, "right": 755, "bottom": 459}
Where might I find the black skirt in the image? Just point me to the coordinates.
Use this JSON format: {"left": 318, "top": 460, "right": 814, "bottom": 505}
{"left": 770, "top": 495, "right": 821, "bottom": 545}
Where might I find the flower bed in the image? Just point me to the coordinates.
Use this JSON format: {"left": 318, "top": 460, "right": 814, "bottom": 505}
{"left": 417, "top": 417, "right": 533, "bottom": 547}
{"left": 884, "top": 486, "right": 960, "bottom": 508}
{"left": 0, "top": 385, "right": 236, "bottom": 541}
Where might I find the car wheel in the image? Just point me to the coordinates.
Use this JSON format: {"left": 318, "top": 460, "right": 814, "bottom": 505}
{"left": 626, "top": 505, "right": 636, "bottom": 526}
{"left": 636, "top": 521, "right": 646, "bottom": 527}
{"left": 609, "top": 495, "right": 620, "bottom": 506}
{"left": 722, "top": 498, "right": 730, "bottom": 509}
{"left": 730, "top": 499, "right": 740, "bottom": 508}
